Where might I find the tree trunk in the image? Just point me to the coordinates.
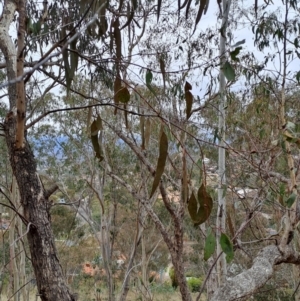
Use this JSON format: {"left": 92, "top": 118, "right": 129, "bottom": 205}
{"left": 0, "top": 2, "right": 75, "bottom": 300}
{"left": 216, "top": 0, "right": 232, "bottom": 286}
{"left": 4, "top": 119, "right": 75, "bottom": 301}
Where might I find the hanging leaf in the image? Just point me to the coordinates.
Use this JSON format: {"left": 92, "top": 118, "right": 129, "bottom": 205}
{"left": 150, "top": 130, "right": 168, "bottom": 198}
{"left": 232, "top": 39, "right": 246, "bottom": 47}
{"left": 70, "top": 37, "right": 79, "bottom": 78}
{"left": 115, "top": 87, "right": 130, "bottom": 103}
{"left": 185, "top": 91, "right": 193, "bottom": 120}
{"left": 96, "top": 115, "right": 103, "bottom": 130}
{"left": 187, "top": 192, "right": 199, "bottom": 221}
{"left": 146, "top": 69, "right": 153, "bottom": 85}
{"left": 124, "top": 104, "right": 129, "bottom": 129}
{"left": 159, "top": 56, "right": 166, "bottom": 89}
{"left": 188, "top": 183, "right": 213, "bottom": 225}
{"left": 194, "top": 0, "right": 209, "bottom": 32}
{"left": 285, "top": 193, "right": 297, "bottom": 208}
{"left": 295, "top": 71, "right": 300, "bottom": 83}
{"left": 184, "top": 81, "right": 192, "bottom": 91}
{"left": 90, "top": 119, "right": 103, "bottom": 161}
{"left": 197, "top": 183, "right": 213, "bottom": 222}
{"left": 220, "top": 233, "right": 234, "bottom": 263}
{"left": 223, "top": 61, "right": 235, "bottom": 81}
{"left": 140, "top": 115, "right": 145, "bottom": 149}
{"left": 204, "top": 229, "right": 216, "bottom": 261}
{"left": 230, "top": 47, "right": 242, "bottom": 62}
{"left": 91, "top": 135, "right": 103, "bottom": 161}
{"left": 91, "top": 115, "right": 103, "bottom": 136}
{"left": 146, "top": 69, "right": 156, "bottom": 96}
{"left": 145, "top": 118, "right": 151, "bottom": 149}
{"left": 120, "top": 3, "right": 135, "bottom": 30}
{"left": 226, "top": 212, "right": 235, "bottom": 239}
{"left": 157, "top": 0, "right": 162, "bottom": 21}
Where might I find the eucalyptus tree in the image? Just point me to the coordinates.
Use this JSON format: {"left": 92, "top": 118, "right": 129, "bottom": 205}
{"left": 2, "top": 1, "right": 300, "bottom": 301}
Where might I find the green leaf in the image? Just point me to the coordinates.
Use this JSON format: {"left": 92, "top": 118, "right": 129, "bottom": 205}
{"left": 146, "top": 69, "right": 153, "bottom": 85}
{"left": 115, "top": 87, "right": 130, "bottom": 103}
{"left": 220, "top": 233, "right": 234, "bottom": 263}
{"left": 159, "top": 56, "right": 166, "bottom": 89}
{"left": 33, "top": 21, "right": 41, "bottom": 35}
{"left": 285, "top": 193, "right": 297, "bottom": 208}
{"left": 150, "top": 130, "right": 168, "bottom": 198}
{"left": 232, "top": 39, "right": 245, "bottom": 47}
{"left": 296, "top": 71, "right": 300, "bottom": 83}
{"left": 145, "top": 119, "right": 151, "bottom": 149}
{"left": 230, "top": 47, "right": 242, "bottom": 62}
{"left": 223, "top": 61, "right": 235, "bottom": 81}
{"left": 204, "top": 229, "right": 216, "bottom": 261}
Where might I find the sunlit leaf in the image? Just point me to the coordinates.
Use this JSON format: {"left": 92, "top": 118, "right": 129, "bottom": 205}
{"left": 220, "top": 233, "right": 234, "bottom": 263}
{"left": 150, "top": 130, "right": 168, "bottom": 198}
{"left": 204, "top": 228, "right": 216, "bottom": 261}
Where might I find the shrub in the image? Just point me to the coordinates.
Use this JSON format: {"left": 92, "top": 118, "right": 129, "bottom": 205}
{"left": 187, "top": 277, "right": 202, "bottom": 292}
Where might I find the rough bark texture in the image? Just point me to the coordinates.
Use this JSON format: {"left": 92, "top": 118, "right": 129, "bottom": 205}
{"left": 1, "top": 1, "right": 76, "bottom": 300}
{"left": 211, "top": 245, "right": 300, "bottom": 301}
{"left": 4, "top": 117, "right": 75, "bottom": 301}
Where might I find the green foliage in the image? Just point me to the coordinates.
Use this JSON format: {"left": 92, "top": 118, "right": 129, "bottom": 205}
{"left": 204, "top": 228, "right": 216, "bottom": 261}
{"left": 220, "top": 233, "right": 234, "bottom": 263}
{"left": 223, "top": 61, "right": 235, "bottom": 81}
{"left": 50, "top": 204, "right": 76, "bottom": 238}
{"left": 285, "top": 193, "right": 297, "bottom": 208}
{"left": 169, "top": 267, "right": 178, "bottom": 289}
{"left": 187, "top": 277, "right": 203, "bottom": 292}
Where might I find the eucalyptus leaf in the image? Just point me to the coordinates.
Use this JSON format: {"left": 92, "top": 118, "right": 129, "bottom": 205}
{"left": 285, "top": 193, "right": 297, "bottom": 208}
{"left": 223, "top": 61, "right": 235, "bottom": 81}
{"left": 220, "top": 233, "right": 234, "bottom": 263}
{"left": 204, "top": 229, "right": 216, "bottom": 261}
{"left": 150, "top": 130, "right": 168, "bottom": 198}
